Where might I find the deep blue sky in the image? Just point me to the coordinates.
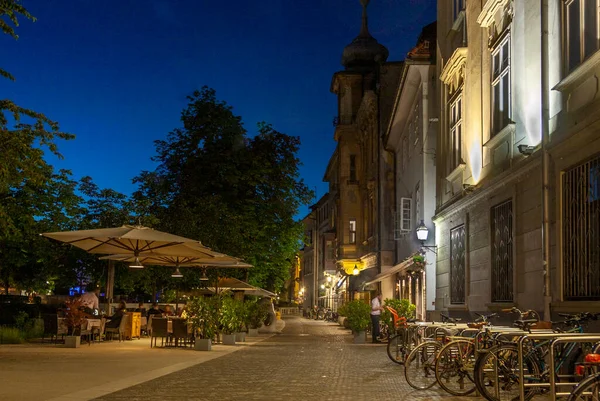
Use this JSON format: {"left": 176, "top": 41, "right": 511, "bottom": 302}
{"left": 3, "top": 0, "right": 435, "bottom": 218}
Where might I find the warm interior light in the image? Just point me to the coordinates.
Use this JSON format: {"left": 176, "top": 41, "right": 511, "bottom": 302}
{"left": 171, "top": 268, "right": 183, "bottom": 278}
{"left": 320, "top": 284, "right": 325, "bottom": 289}
{"left": 353, "top": 264, "right": 359, "bottom": 276}
{"left": 129, "top": 257, "right": 144, "bottom": 269}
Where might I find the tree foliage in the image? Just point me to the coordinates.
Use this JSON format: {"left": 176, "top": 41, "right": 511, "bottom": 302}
{"left": 134, "top": 87, "right": 313, "bottom": 292}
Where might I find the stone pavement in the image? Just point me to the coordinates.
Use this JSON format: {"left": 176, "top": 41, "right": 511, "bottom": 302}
{"left": 94, "top": 317, "right": 476, "bottom": 401}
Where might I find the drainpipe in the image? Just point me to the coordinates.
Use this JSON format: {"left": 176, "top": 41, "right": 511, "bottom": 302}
{"left": 541, "top": 0, "right": 552, "bottom": 320}
{"left": 376, "top": 63, "right": 383, "bottom": 279}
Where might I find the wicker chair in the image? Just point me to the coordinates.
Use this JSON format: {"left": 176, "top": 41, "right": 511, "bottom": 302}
{"left": 104, "top": 314, "right": 129, "bottom": 342}
{"left": 150, "top": 318, "right": 169, "bottom": 348}
{"left": 171, "top": 319, "right": 192, "bottom": 348}
{"left": 42, "top": 314, "right": 67, "bottom": 344}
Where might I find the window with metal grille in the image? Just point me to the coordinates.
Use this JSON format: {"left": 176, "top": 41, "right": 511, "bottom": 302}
{"left": 562, "top": 155, "right": 600, "bottom": 300}
{"left": 450, "top": 225, "right": 466, "bottom": 304}
{"left": 491, "top": 35, "right": 511, "bottom": 136}
{"left": 564, "top": 0, "right": 599, "bottom": 73}
{"left": 491, "top": 200, "right": 513, "bottom": 302}
{"left": 450, "top": 95, "right": 463, "bottom": 170}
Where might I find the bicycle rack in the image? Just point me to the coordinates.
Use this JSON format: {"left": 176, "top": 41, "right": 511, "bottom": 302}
{"left": 516, "top": 333, "right": 600, "bottom": 401}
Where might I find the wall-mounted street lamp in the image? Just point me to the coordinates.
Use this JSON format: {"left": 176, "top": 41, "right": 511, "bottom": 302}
{"left": 320, "top": 284, "right": 326, "bottom": 290}
{"left": 416, "top": 220, "right": 437, "bottom": 254}
{"left": 353, "top": 264, "right": 359, "bottom": 275}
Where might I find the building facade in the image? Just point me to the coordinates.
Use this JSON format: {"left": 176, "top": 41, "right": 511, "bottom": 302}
{"left": 380, "top": 23, "right": 438, "bottom": 320}
{"left": 324, "top": 0, "right": 401, "bottom": 302}
{"left": 434, "top": 0, "right": 600, "bottom": 317}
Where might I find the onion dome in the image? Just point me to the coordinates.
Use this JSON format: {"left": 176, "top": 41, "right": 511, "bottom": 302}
{"left": 341, "top": 0, "right": 389, "bottom": 70}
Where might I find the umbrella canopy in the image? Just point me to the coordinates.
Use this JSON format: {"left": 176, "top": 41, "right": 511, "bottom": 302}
{"left": 208, "top": 277, "right": 274, "bottom": 298}
{"left": 41, "top": 225, "right": 206, "bottom": 255}
{"left": 99, "top": 253, "right": 252, "bottom": 268}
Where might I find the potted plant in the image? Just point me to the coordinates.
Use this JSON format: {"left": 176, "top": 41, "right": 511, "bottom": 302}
{"left": 63, "top": 298, "right": 86, "bottom": 348}
{"left": 235, "top": 301, "right": 247, "bottom": 343}
{"left": 412, "top": 254, "right": 426, "bottom": 269}
{"left": 219, "top": 297, "right": 242, "bottom": 345}
{"left": 343, "top": 300, "right": 371, "bottom": 344}
{"left": 337, "top": 303, "right": 349, "bottom": 328}
{"left": 381, "top": 298, "right": 416, "bottom": 337}
{"left": 187, "top": 296, "right": 219, "bottom": 351}
{"left": 245, "top": 300, "right": 269, "bottom": 336}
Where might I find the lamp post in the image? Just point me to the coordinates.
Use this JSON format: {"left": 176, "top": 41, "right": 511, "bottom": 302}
{"left": 416, "top": 220, "right": 437, "bottom": 254}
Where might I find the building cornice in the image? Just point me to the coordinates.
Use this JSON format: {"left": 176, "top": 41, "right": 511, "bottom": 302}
{"left": 440, "top": 47, "right": 468, "bottom": 85}
{"left": 477, "top": 0, "right": 511, "bottom": 28}
{"left": 433, "top": 152, "right": 542, "bottom": 223}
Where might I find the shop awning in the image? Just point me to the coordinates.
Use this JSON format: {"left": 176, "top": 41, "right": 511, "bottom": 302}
{"left": 364, "top": 257, "right": 415, "bottom": 286}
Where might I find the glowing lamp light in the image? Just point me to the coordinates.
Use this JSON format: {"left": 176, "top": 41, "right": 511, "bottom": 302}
{"left": 327, "top": 276, "right": 332, "bottom": 282}
{"left": 171, "top": 268, "right": 183, "bottom": 278}
{"left": 129, "top": 257, "right": 144, "bottom": 269}
{"left": 200, "top": 270, "right": 209, "bottom": 281}
{"left": 416, "top": 220, "right": 429, "bottom": 242}
{"left": 353, "top": 264, "right": 359, "bottom": 276}
{"left": 320, "top": 284, "right": 325, "bottom": 289}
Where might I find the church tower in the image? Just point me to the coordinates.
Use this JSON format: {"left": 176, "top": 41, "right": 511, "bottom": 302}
{"left": 328, "top": 0, "right": 390, "bottom": 284}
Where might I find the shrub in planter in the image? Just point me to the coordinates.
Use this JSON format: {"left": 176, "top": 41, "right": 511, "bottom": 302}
{"left": 381, "top": 298, "right": 416, "bottom": 335}
{"left": 245, "top": 301, "right": 269, "bottom": 330}
{"left": 187, "top": 296, "right": 219, "bottom": 341}
{"left": 343, "top": 300, "right": 371, "bottom": 334}
{"left": 63, "top": 298, "right": 87, "bottom": 336}
{"left": 219, "top": 297, "right": 244, "bottom": 335}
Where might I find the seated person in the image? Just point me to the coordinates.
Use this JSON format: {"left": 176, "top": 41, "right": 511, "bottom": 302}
{"left": 163, "top": 304, "right": 175, "bottom": 317}
{"left": 104, "top": 301, "right": 127, "bottom": 329}
{"left": 134, "top": 302, "right": 147, "bottom": 318}
{"left": 146, "top": 302, "right": 163, "bottom": 319}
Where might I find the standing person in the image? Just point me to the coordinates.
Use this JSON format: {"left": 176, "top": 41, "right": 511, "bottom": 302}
{"left": 80, "top": 286, "right": 100, "bottom": 315}
{"left": 370, "top": 293, "right": 384, "bottom": 343}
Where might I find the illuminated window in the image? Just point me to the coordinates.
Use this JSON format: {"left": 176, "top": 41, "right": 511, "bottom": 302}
{"left": 491, "top": 35, "right": 511, "bottom": 136}
{"left": 565, "top": 0, "right": 599, "bottom": 73}
{"left": 449, "top": 94, "right": 463, "bottom": 170}
{"left": 349, "top": 219, "right": 356, "bottom": 244}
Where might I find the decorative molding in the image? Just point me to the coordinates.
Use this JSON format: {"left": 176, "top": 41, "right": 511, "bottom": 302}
{"left": 483, "top": 122, "right": 515, "bottom": 149}
{"left": 433, "top": 152, "right": 542, "bottom": 223}
{"left": 553, "top": 50, "right": 600, "bottom": 92}
{"left": 477, "top": 0, "right": 511, "bottom": 28}
{"left": 440, "top": 47, "right": 468, "bottom": 85}
{"left": 446, "top": 163, "right": 466, "bottom": 183}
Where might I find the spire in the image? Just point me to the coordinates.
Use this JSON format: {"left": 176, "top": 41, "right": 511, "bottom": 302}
{"left": 340, "top": 0, "right": 389, "bottom": 70}
{"left": 359, "top": 0, "right": 370, "bottom": 37}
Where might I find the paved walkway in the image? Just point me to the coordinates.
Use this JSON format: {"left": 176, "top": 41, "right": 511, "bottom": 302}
{"left": 94, "top": 317, "right": 474, "bottom": 401}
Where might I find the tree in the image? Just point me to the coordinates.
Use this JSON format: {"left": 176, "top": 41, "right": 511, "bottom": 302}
{"left": 0, "top": 1, "right": 80, "bottom": 294}
{"left": 134, "top": 87, "right": 313, "bottom": 292}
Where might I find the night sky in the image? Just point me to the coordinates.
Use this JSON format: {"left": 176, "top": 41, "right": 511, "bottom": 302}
{"left": 3, "top": 0, "right": 436, "bottom": 218}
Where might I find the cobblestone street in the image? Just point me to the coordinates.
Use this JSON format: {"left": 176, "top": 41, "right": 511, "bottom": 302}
{"left": 95, "top": 317, "right": 476, "bottom": 401}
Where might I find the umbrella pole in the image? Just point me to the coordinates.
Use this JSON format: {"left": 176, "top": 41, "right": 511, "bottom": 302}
{"left": 106, "top": 260, "right": 115, "bottom": 314}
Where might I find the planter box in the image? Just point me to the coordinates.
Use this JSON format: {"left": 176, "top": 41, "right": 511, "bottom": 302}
{"left": 247, "top": 328, "right": 259, "bottom": 336}
{"left": 235, "top": 332, "right": 246, "bottom": 342}
{"left": 222, "top": 333, "right": 236, "bottom": 345}
{"left": 353, "top": 331, "right": 366, "bottom": 344}
{"left": 338, "top": 316, "right": 346, "bottom": 326}
{"left": 194, "top": 338, "right": 211, "bottom": 351}
{"left": 65, "top": 336, "right": 81, "bottom": 348}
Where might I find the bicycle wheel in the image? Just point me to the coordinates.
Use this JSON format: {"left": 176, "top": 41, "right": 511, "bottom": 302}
{"left": 569, "top": 372, "right": 600, "bottom": 400}
{"left": 404, "top": 341, "right": 443, "bottom": 390}
{"left": 474, "top": 343, "right": 541, "bottom": 401}
{"left": 435, "top": 339, "right": 477, "bottom": 396}
{"left": 387, "top": 334, "right": 408, "bottom": 364}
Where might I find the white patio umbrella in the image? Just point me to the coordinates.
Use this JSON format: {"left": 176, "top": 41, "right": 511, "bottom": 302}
{"left": 41, "top": 225, "right": 217, "bottom": 311}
